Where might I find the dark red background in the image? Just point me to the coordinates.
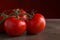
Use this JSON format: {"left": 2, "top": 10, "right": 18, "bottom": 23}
{"left": 0, "top": 0, "right": 57, "bottom": 19}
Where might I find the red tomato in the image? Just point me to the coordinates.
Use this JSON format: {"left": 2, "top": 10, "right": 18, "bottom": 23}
{"left": 4, "top": 9, "right": 14, "bottom": 15}
{"left": 19, "top": 9, "right": 28, "bottom": 21}
{"left": 4, "top": 17, "right": 26, "bottom": 36}
{"left": 20, "top": 9, "right": 26, "bottom": 14}
{"left": 0, "top": 16, "right": 4, "bottom": 32}
{"left": 27, "top": 13, "right": 46, "bottom": 34}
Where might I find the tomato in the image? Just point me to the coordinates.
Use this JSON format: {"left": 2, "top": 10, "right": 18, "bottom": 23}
{"left": 4, "top": 17, "right": 26, "bottom": 36}
{"left": 19, "top": 9, "right": 28, "bottom": 21}
{"left": 4, "top": 9, "right": 14, "bottom": 15}
{"left": 27, "top": 13, "right": 46, "bottom": 34}
{"left": 0, "top": 16, "right": 4, "bottom": 32}
{"left": 20, "top": 9, "right": 26, "bottom": 14}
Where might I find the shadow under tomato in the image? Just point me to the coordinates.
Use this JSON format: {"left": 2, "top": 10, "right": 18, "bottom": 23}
{"left": 26, "top": 31, "right": 37, "bottom": 36}
{"left": 0, "top": 32, "right": 26, "bottom": 38}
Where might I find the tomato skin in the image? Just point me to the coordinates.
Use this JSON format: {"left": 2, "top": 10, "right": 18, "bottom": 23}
{"left": 19, "top": 9, "right": 28, "bottom": 21}
{"left": 27, "top": 13, "right": 46, "bottom": 34}
{"left": 4, "top": 9, "right": 14, "bottom": 15}
{"left": 7, "top": 10, "right": 14, "bottom": 15}
{"left": 20, "top": 9, "right": 26, "bottom": 14}
{"left": 0, "top": 16, "right": 4, "bottom": 32}
{"left": 19, "top": 15, "right": 27, "bottom": 21}
{"left": 4, "top": 17, "right": 26, "bottom": 36}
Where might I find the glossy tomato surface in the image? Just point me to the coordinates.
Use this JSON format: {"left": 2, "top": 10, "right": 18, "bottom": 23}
{"left": 19, "top": 9, "right": 28, "bottom": 21}
{"left": 27, "top": 13, "right": 46, "bottom": 34}
{"left": 4, "top": 17, "right": 26, "bottom": 36}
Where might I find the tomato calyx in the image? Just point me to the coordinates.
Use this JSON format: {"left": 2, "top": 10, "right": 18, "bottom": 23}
{"left": 12, "top": 9, "right": 24, "bottom": 20}
{"left": 14, "top": 9, "right": 20, "bottom": 19}
{"left": 26, "top": 9, "right": 37, "bottom": 20}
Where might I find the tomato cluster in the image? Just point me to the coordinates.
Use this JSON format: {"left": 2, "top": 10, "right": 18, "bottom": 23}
{"left": 0, "top": 9, "right": 46, "bottom": 36}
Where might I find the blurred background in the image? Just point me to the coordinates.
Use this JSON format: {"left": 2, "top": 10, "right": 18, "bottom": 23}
{"left": 0, "top": 0, "right": 57, "bottom": 19}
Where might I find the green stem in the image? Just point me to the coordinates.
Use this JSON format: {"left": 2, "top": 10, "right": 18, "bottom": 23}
{"left": 14, "top": 9, "right": 20, "bottom": 19}
{"left": 25, "top": 13, "right": 34, "bottom": 19}
{"left": 0, "top": 14, "right": 8, "bottom": 24}
{"left": 31, "top": 9, "right": 37, "bottom": 16}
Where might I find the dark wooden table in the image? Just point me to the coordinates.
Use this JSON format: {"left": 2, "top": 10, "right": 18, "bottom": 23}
{"left": 0, "top": 19, "right": 60, "bottom": 40}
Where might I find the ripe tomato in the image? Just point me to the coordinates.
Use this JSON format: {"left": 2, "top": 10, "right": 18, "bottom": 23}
{"left": 20, "top": 9, "right": 26, "bottom": 14}
{"left": 0, "top": 16, "right": 4, "bottom": 32}
{"left": 4, "top": 17, "right": 26, "bottom": 36}
{"left": 4, "top": 9, "right": 14, "bottom": 15}
{"left": 19, "top": 9, "right": 28, "bottom": 21}
{"left": 27, "top": 13, "right": 46, "bottom": 34}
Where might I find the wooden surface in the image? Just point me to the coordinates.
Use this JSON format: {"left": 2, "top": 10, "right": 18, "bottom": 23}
{"left": 0, "top": 19, "right": 60, "bottom": 40}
